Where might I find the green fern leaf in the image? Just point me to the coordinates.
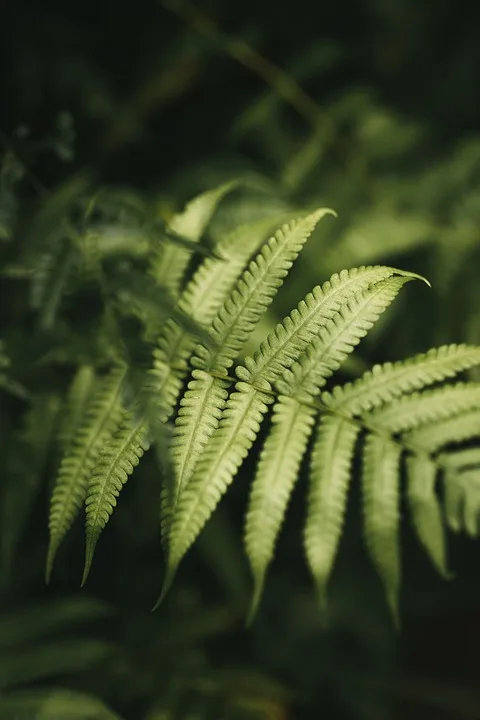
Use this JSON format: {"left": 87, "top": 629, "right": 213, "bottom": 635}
{"left": 245, "top": 275, "right": 412, "bottom": 616}
{"left": 82, "top": 412, "right": 150, "bottom": 584}
{"left": 245, "top": 397, "right": 316, "bottom": 620}
{"left": 151, "top": 213, "right": 290, "bottom": 424}
{"left": 244, "top": 265, "right": 424, "bottom": 385}
{"left": 46, "top": 366, "right": 127, "bottom": 581}
{"left": 156, "top": 382, "right": 274, "bottom": 605}
{"left": 59, "top": 366, "right": 97, "bottom": 453}
{"left": 187, "top": 268, "right": 405, "bottom": 521}
{"left": 162, "top": 267, "right": 420, "bottom": 600}
{"left": 30, "top": 239, "right": 79, "bottom": 330}
{"left": 200, "top": 209, "right": 335, "bottom": 373}
{"left": 440, "top": 447, "right": 480, "bottom": 470}
{"left": 364, "top": 383, "right": 480, "bottom": 433}
{"left": 441, "top": 448, "right": 480, "bottom": 536}
{"left": 150, "top": 181, "right": 237, "bottom": 295}
{"left": 160, "top": 268, "right": 420, "bottom": 600}
{"left": 305, "top": 416, "right": 359, "bottom": 614}
{"left": 324, "top": 344, "right": 480, "bottom": 416}
{"left": 406, "top": 453, "right": 450, "bottom": 577}
{"left": 276, "top": 275, "right": 414, "bottom": 401}
{"left": 362, "top": 433, "right": 402, "bottom": 627}
{"left": 405, "top": 410, "right": 480, "bottom": 452}
{"left": 444, "top": 466, "right": 480, "bottom": 537}
{"left": 169, "top": 210, "right": 333, "bottom": 499}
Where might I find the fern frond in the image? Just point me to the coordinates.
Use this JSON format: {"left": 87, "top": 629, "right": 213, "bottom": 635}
{"left": 364, "top": 383, "right": 480, "bottom": 433}
{"left": 324, "top": 344, "right": 480, "bottom": 416}
{"left": 82, "top": 412, "right": 150, "bottom": 584}
{"left": 245, "top": 397, "right": 316, "bottom": 620}
{"left": 440, "top": 448, "right": 480, "bottom": 537}
{"left": 244, "top": 265, "right": 424, "bottom": 385}
{"left": 156, "top": 382, "right": 274, "bottom": 605}
{"left": 46, "top": 365, "right": 127, "bottom": 581}
{"left": 31, "top": 239, "right": 78, "bottom": 330}
{"left": 59, "top": 366, "right": 97, "bottom": 453}
{"left": 168, "top": 210, "right": 332, "bottom": 505}
{"left": 151, "top": 213, "right": 292, "bottom": 423}
{"left": 362, "top": 433, "right": 403, "bottom": 627}
{"left": 444, "top": 466, "right": 480, "bottom": 537}
{"left": 305, "top": 416, "right": 360, "bottom": 614}
{"left": 169, "top": 370, "right": 230, "bottom": 498}
{"left": 245, "top": 275, "right": 412, "bottom": 616}
{"left": 200, "top": 209, "right": 335, "bottom": 373}
{"left": 440, "top": 447, "right": 480, "bottom": 470}
{"left": 276, "top": 275, "right": 414, "bottom": 400}
{"left": 404, "top": 410, "right": 480, "bottom": 452}
{"left": 406, "top": 453, "right": 450, "bottom": 576}
{"left": 150, "top": 181, "right": 237, "bottom": 295}
{"left": 162, "top": 267, "right": 420, "bottom": 603}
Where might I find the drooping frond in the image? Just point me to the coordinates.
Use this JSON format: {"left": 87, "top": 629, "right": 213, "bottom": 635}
{"left": 34, "top": 181, "right": 480, "bottom": 625}
{"left": 406, "top": 453, "right": 450, "bottom": 576}
{"left": 245, "top": 397, "right": 316, "bottom": 620}
{"left": 169, "top": 370, "right": 230, "bottom": 501}
{"left": 162, "top": 268, "right": 422, "bottom": 603}
{"left": 156, "top": 381, "right": 274, "bottom": 606}
{"left": 46, "top": 365, "right": 127, "bottom": 581}
{"left": 82, "top": 411, "right": 150, "bottom": 584}
{"left": 177, "top": 271, "right": 403, "bottom": 546}
{"left": 362, "top": 433, "right": 403, "bottom": 627}
{"left": 305, "top": 416, "right": 360, "bottom": 612}
{"left": 245, "top": 275, "right": 413, "bottom": 616}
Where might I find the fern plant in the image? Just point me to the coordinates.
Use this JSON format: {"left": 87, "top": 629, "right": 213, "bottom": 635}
{"left": 42, "top": 182, "right": 480, "bottom": 625}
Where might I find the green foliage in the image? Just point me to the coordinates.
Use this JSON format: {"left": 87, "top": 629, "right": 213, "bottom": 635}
{"left": 0, "top": 598, "right": 119, "bottom": 719}
{"left": 4, "top": 177, "right": 473, "bottom": 627}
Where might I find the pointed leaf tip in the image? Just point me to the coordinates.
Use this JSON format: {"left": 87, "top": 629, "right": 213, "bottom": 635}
{"left": 404, "top": 269, "right": 431, "bottom": 287}
{"left": 81, "top": 533, "right": 99, "bottom": 587}
{"left": 152, "top": 564, "right": 177, "bottom": 611}
{"left": 45, "top": 543, "right": 58, "bottom": 584}
{"left": 246, "top": 575, "right": 265, "bottom": 626}
{"left": 387, "top": 590, "right": 401, "bottom": 633}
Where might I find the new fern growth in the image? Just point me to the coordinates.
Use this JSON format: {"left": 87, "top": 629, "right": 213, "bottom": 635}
{"left": 45, "top": 183, "right": 480, "bottom": 626}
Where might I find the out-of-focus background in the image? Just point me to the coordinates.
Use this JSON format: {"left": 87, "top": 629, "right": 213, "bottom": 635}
{"left": 1, "top": 1, "right": 480, "bottom": 718}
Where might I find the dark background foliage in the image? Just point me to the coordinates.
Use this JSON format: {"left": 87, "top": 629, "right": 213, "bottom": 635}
{"left": 1, "top": 1, "right": 480, "bottom": 718}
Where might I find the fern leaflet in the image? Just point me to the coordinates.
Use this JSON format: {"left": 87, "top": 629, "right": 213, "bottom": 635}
{"left": 82, "top": 412, "right": 150, "bottom": 584}
{"left": 46, "top": 365, "right": 127, "bottom": 581}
